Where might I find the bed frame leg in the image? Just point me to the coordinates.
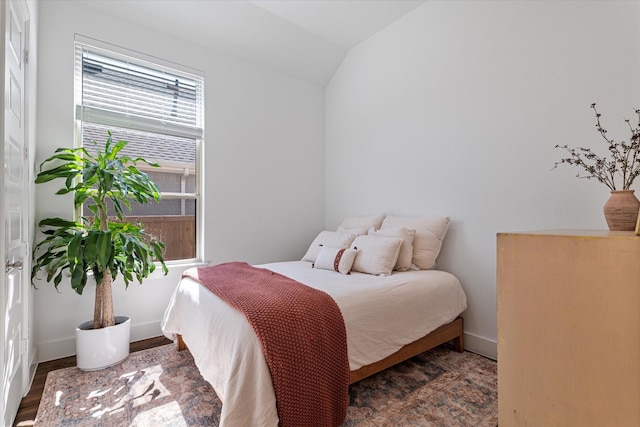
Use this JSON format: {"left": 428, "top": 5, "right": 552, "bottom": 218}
{"left": 453, "top": 317, "right": 464, "bottom": 352}
{"left": 177, "top": 334, "right": 187, "bottom": 351}
{"left": 453, "top": 334, "right": 464, "bottom": 353}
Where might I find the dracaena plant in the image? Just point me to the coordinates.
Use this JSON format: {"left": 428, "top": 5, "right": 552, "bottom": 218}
{"left": 554, "top": 103, "right": 640, "bottom": 191}
{"left": 32, "top": 131, "right": 168, "bottom": 329}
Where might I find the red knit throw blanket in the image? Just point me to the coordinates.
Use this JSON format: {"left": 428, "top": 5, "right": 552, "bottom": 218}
{"left": 183, "top": 262, "right": 349, "bottom": 427}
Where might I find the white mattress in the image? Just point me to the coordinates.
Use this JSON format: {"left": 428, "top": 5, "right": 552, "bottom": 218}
{"left": 161, "top": 261, "right": 467, "bottom": 426}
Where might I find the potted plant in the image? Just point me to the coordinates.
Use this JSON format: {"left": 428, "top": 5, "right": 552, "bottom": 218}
{"left": 554, "top": 103, "right": 640, "bottom": 231}
{"left": 31, "top": 131, "right": 168, "bottom": 370}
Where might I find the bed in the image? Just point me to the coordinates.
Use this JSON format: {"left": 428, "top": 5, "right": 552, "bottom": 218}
{"left": 161, "top": 214, "right": 468, "bottom": 426}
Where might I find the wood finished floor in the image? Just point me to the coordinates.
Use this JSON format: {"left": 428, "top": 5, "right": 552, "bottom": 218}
{"left": 13, "top": 336, "right": 173, "bottom": 427}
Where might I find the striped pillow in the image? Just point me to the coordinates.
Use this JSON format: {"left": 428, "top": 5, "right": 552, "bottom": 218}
{"left": 313, "top": 246, "right": 358, "bottom": 275}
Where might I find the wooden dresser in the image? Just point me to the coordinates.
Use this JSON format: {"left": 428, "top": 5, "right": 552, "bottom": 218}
{"left": 497, "top": 230, "right": 640, "bottom": 427}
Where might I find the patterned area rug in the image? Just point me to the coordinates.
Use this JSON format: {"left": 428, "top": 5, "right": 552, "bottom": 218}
{"left": 35, "top": 344, "right": 497, "bottom": 426}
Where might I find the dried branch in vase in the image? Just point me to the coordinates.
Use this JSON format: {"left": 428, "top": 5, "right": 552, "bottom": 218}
{"left": 554, "top": 103, "right": 640, "bottom": 191}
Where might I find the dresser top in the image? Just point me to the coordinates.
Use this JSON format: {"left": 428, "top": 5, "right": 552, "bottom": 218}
{"left": 497, "top": 229, "right": 640, "bottom": 239}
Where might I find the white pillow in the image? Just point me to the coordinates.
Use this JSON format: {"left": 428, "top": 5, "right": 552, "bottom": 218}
{"left": 313, "top": 246, "right": 358, "bottom": 275}
{"left": 335, "top": 226, "right": 369, "bottom": 236}
{"left": 337, "top": 214, "right": 385, "bottom": 232}
{"left": 381, "top": 215, "right": 450, "bottom": 269}
{"left": 301, "top": 231, "right": 357, "bottom": 262}
{"left": 350, "top": 235, "right": 403, "bottom": 276}
{"left": 368, "top": 227, "right": 416, "bottom": 271}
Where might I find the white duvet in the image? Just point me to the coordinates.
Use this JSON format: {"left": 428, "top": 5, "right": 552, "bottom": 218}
{"left": 161, "top": 261, "right": 467, "bottom": 426}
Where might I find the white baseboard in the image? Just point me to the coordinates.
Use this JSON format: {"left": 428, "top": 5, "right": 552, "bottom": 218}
{"left": 130, "top": 320, "right": 164, "bottom": 343}
{"left": 463, "top": 332, "right": 497, "bottom": 360}
{"left": 36, "top": 320, "right": 164, "bottom": 363}
{"left": 25, "top": 344, "right": 38, "bottom": 396}
{"left": 37, "top": 336, "right": 75, "bottom": 362}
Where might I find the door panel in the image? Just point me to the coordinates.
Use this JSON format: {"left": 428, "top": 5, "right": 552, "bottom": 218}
{"left": 1, "top": 0, "right": 29, "bottom": 425}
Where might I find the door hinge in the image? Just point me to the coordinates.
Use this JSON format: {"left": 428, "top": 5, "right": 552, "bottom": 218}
{"left": 21, "top": 338, "right": 28, "bottom": 355}
{"left": 24, "top": 49, "right": 29, "bottom": 64}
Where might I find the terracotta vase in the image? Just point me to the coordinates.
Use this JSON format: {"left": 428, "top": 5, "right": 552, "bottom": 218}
{"left": 603, "top": 190, "right": 640, "bottom": 231}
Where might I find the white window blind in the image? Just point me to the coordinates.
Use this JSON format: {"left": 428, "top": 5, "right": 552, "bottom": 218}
{"left": 74, "top": 41, "right": 204, "bottom": 139}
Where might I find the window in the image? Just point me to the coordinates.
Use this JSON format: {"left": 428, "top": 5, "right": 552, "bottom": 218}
{"left": 74, "top": 37, "right": 204, "bottom": 262}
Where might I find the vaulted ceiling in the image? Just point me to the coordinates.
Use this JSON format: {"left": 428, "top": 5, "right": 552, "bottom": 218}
{"left": 81, "top": 0, "right": 427, "bottom": 86}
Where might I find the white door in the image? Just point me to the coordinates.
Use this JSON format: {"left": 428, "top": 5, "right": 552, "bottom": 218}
{"left": 1, "top": 0, "right": 30, "bottom": 425}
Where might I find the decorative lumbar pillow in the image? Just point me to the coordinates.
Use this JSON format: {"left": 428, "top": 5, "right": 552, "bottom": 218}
{"left": 337, "top": 214, "right": 385, "bottom": 232}
{"left": 313, "top": 246, "right": 358, "bottom": 275}
{"left": 380, "top": 215, "right": 450, "bottom": 270}
{"left": 349, "top": 235, "right": 403, "bottom": 276}
{"left": 368, "top": 227, "right": 416, "bottom": 271}
{"left": 301, "top": 231, "right": 357, "bottom": 262}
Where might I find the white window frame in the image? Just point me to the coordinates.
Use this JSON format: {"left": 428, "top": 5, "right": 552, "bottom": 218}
{"left": 73, "top": 35, "right": 204, "bottom": 264}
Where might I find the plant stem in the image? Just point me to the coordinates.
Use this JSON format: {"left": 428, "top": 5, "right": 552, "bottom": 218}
{"left": 93, "top": 282, "right": 103, "bottom": 329}
{"left": 96, "top": 197, "right": 115, "bottom": 328}
{"left": 101, "top": 271, "right": 115, "bottom": 328}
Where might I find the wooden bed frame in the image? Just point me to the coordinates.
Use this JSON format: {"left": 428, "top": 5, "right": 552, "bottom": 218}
{"left": 176, "top": 316, "right": 464, "bottom": 385}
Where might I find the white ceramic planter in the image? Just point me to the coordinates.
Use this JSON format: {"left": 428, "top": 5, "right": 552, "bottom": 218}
{"left": 75, "top": 316, "right": 131, "bottom": 371}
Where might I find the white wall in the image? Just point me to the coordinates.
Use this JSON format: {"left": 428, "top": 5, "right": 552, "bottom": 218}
{"left": 35, "top": 1, "right": 325, "bottom": 361}
{"left": 326, "top": 0, "right": 640, "bottom": 358}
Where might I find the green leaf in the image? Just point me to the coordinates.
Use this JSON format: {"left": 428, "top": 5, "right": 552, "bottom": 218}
{"left": 39, "top": 217, "right": 78, "bottom": 228}
{"left": 112, "top": 199, "right": 125, "bottom": 218}
{"left": 35, "top": 164, "right": 81, "bottom": 184}
{"left": 53, "top": 272, "right": 63, "bottom": 290}
{"left": 84, "top": 231, "right": 99, "bottom": 265}
{"left": 95, "top": 230, "right": 112, "bottom": 270}
{"left": 70, "top": 257, "right": 86, "bottom": 295}
{"left": 100, "top": 170, "right": 113, "bottom": 192}
{"left": 109, "top": 140, "right": 128, "bottom": 159}
{"left": 82, "top": 164, "right": 97, "bottom": 182}
{"left": 67, "top": 231, "right": 84, "bottom": 265}
{"left": 46, "top": 152, "right": 79, "bottom": 162}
